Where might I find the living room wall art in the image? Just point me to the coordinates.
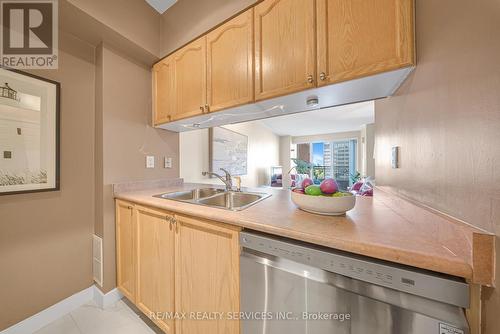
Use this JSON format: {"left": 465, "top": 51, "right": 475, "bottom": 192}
{"left": 209, "top": 127, "right": 248, "bottom": 176}
{"left": 0, "top": 68, "right": 60, "bottom": 195}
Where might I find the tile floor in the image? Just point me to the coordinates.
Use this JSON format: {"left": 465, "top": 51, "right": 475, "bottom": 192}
{"left": 33, "top": 300, "right": 162, "bottom": 334}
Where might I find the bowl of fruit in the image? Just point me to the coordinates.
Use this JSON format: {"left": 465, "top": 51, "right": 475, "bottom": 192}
{"left": 291, "top": 178, "right": 356, "bottom": 216}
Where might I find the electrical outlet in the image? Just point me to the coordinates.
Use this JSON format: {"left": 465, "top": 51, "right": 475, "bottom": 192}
{"left": 164, "top": 157, "right": 172, "bottom": 169}
{"left": 146, "top": 155, "right": 155, "bottom": 168}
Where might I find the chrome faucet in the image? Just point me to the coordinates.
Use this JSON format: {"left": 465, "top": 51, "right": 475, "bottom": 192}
{"left": 202, "top": 168, "right": 233, "bottom": 191}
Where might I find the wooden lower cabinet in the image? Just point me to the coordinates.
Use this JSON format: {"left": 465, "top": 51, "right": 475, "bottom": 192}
{"left": 116, "top": 200, "right": 136, "bottom": 302}
{"left": 175, "top": 215, "right": 241, "bottom": 334}
{"left": 136, "top": 205, "right": 176, "bottom": 333}
{"left": 115, "top": 201, "right": 241, "bottom": 334}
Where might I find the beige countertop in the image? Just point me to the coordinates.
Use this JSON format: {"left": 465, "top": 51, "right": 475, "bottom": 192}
{"left": 114, "top": 182, "right": 495, "bottom": 285}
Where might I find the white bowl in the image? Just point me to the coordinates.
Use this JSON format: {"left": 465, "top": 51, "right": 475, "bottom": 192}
{"left": 291, "top": 191, "right": 356, "bottom": 216}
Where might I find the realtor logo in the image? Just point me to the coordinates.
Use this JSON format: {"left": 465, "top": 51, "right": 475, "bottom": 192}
{"left": 0, "top": 0, "right": 58, "bottom": 69}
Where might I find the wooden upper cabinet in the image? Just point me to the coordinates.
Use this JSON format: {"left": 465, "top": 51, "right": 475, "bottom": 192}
{"left": 152, "top": 57, "right": 175, "bottom": 125}
{"left": 316, "top": 0, "right": 415, "bottom": 85}
{"left": 116, "top": 200, "right": 136, "bottom": 302}
{"left": 207, "top": 9, "right": 254, "bottom": 112}
{"left": 171, "top": 37, "right": 207, "bottom": 120}
{"left": 254, "top": 0, "right": 316, "bottom": 100}
{"left": 175, "top": 215, "right": 241, "bottom": 334}
{"left": 136, "top": 206, "right": 175, "bottom": 334}
{"left": 152, "top": 0, "right": 415, "bottom": 125}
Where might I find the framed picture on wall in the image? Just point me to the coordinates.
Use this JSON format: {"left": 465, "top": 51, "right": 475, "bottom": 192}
{"left": 209, "top": 127, "right": 248, "bottom": 176}
{"left": 0, "top": 68, "right": 60, "bottom": 195}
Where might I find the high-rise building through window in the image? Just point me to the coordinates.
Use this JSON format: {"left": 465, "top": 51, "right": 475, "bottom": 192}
{"left": 301, "top": 140, "right": 357, "bottom": 190}
{"left": 332, "top": 141, "right": 354, "bottom": 190}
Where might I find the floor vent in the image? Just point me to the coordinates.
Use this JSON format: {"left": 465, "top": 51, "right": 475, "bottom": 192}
{"left": 93, "top": 234, "right": 103, "bottom": 287}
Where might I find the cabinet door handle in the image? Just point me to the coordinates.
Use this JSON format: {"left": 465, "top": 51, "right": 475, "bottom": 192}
{"left": 205, "top": 104, "right": 210, "bottom": 113}
{"left": 165, "top": 216, "right": 176, "bottom": 225}
{"left": 307, "top": 75, "right": 314, "bottom": 84}
{"left": 319, "top": 72, "right": 327, "bottom": 81}
{"left": 200, "top": 106, "right": 204, "bottom": 113}
{"left": 127, "top": 206, "right": 133, "bottom": 210}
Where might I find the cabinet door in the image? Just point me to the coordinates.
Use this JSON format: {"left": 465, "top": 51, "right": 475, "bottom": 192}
{"left": 316, "top": 0, "right": 414, "bottom": 85}
{"left": 152, "top": 57, "right": 175, "bottom": 125}
{"left": 136, "top": 206, "right": 175, "bottom": 333}
{"left": 172, "top": 37, "right": 207, "bottom": 120}
{"left": 116, "top": 200, "right": 136, "bottom": 302}
{"left": 175, "top": 215, "right": 241, "bottom": 334}
{"left": 254, "top": 0, "right": 316, "bottom": 100}
{"left": 207, "top": 9, "right": 254, "bottom": 112}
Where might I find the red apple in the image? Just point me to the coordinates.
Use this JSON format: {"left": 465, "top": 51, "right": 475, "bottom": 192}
{"left": 301, "top": 178, "right": 313, "bottom": 188}
{"left": 320, "top": 178, "right": 339, "bottom": 194}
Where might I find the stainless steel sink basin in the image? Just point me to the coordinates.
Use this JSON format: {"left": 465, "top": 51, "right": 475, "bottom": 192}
{"left": 198, "top": 191, "right": 268, "bottom": 210}
{"left": 157, "top": 187, "right": 225, "bottom": 201}
{"left": 154, "top": 187, "right": 270, "bottom": 211}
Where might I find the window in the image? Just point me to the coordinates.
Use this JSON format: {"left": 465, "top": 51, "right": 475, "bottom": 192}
{"left": 297, "top": 140, "right": 358, "bottom": 190}
{"left": 331, "top": 140, "right": 357, "bottom": 190}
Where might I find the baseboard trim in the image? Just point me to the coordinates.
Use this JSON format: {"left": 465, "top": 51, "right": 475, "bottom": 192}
{"left": 0, "top": 285, "right": 123, "bottom": 334}
{"left": 93, "top": 286, "right": 123, "bottom": 309}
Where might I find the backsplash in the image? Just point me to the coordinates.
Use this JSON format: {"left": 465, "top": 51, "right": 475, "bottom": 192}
{"left": 113, "top": 178, "right": 183, "bottom": 194}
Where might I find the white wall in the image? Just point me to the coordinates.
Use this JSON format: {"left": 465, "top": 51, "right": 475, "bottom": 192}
{"left": 180, "top": 121, "right": 280, "bottom": 188}
{"left": 361, "top": 123, "right": 375, "bottom": 177}
{"left": 179, "top": 128, "right": 210, "bottom": 184}
{"left": 279, "top": 136, "right": 292, "bottom": 188}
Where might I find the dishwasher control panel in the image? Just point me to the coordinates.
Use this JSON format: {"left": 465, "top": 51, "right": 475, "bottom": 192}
{"left": 240, "top": 231, "right": 469, "bottom": 308}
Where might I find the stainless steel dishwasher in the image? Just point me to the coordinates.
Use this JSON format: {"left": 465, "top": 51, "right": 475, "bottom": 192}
{"left": 240, "top": 231, "right": 470, "bottom": 334}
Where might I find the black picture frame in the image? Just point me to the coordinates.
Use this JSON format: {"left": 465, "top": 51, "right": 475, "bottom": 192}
{"left": 0, "top": 67, "right": 60, "bottom": 196}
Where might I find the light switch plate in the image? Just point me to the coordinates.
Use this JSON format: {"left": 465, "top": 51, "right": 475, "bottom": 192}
{"left": 146, "top": 155, "right": 155, "bottom": 168}
{"left": 391, "top": 147, "right": 399, "bottom": 168}
{"left": 164, "top": 157, "right": 172, "bottom": 169}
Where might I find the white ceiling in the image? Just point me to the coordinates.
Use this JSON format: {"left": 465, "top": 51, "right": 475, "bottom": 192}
{"left": 258, "top": 101, "right": 374, "bottom": 137}
{"left": 145, "top": 0, "right": 177, "bottom": 14}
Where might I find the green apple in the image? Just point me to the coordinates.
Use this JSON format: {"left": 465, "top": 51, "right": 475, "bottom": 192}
{"left": 305, "top": 185, "right": 322, "bottom": 196}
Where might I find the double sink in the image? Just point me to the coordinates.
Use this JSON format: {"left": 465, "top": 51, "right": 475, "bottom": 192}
{"left": 155, "top": 187, "right": 270, "bottom": 211}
